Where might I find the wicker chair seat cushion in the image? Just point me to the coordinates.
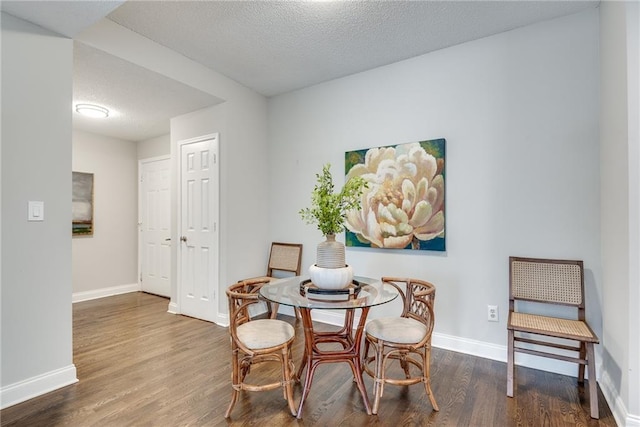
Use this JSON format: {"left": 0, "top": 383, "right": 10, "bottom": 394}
{"left": 509, "top": 312, "right": 598, "bottom": 342}
{"left": 237, "top": 319, "right": 295, "bottom": 349}
{"left": 366, "top": 317, "right": 427, "bottom": 344}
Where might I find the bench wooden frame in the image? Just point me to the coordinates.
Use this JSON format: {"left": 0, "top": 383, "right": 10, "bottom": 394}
{"left": 507, "top": 256, "right": 599, "bottom": 418}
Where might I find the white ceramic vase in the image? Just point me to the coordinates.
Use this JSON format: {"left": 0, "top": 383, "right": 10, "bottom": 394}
{"left": 309, "top": 264, "right": 353, "bottom": 290}
{"left": 309, "top": 234, "right": 353, "bottom": 289}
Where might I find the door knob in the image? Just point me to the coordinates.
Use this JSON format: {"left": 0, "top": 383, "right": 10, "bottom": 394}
{"left": 180, "top": 236, "right": 188, "bottom": 242}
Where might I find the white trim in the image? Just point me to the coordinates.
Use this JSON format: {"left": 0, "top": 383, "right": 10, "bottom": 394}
{"left": 216, "top": 313, "right": 230, "bottom": 327}
{"left": 0, "top": 365, "right": 78, "bottom": 409}
{"left": 167, "top": 301, "right": 179, "bottom": 314}
{"left": 431, "top": 332, "right": 601, "bottom": 379}
{"left": 72, "top": 283, "right": 139, "bottom": 303}
{"left": 600, "top": 369, "right": 639, "bottom": 427}
{"left": 628, "top": 413, "right": 640, "bottom": 427}
{"left": 280, "top": 305, "right": 599, "bottom": 378}
{"left": 432, "top": 332, "right": 506, "bottom": 363}
{"left": 140, "top": 154, "right": 171, "bottom": 164}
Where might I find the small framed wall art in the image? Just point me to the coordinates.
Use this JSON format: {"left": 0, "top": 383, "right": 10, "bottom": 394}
{"left": 72, "top": 171, "right": 94, "bottom": 236}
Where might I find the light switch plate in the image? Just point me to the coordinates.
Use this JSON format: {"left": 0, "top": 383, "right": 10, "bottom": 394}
{"left": 28, "top": 201, "right": 44, "bottom": 221}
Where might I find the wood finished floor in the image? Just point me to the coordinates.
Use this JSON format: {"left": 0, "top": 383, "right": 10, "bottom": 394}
{"left": 1, "top": 292, "right": 616, "bottom": 426}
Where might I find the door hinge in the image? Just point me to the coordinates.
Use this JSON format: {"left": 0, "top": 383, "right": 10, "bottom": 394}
{"left": 140, "top": 273, "right": 143, "bottom": 282}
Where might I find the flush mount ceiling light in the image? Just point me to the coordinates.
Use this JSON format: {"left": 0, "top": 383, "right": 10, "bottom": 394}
{"left": 75, "top": 104, "right": 109, "bottom": 118}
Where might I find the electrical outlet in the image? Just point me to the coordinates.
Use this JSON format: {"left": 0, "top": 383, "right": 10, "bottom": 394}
{"left": 488, "top": 305, "right": 499, "bottom": 322}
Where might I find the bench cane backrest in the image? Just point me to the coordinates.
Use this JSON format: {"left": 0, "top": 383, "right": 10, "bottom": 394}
{"left": 510, "top": 257, "right": 584, "bottom": 308}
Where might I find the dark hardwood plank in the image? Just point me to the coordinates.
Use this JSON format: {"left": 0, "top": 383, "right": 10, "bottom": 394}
{"left": 1, "top": 292, "right": 616, "bottom": 426}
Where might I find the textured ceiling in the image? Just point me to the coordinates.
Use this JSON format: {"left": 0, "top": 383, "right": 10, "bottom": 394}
{"left": 73, "top": 42, "right": 223, "bottom": 141}
{"left": 1, "top": 1, "right": 124, "bottom": 38}
{"left": 108, "top": 1, "right": 599, "bottom": 97}
{"left": 2, "top": 0, "right": 599, "bottom": 141}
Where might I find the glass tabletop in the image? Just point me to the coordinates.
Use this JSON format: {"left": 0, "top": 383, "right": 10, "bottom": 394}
{"left": 259, "top": 276, "right": 398, "bottom": 310}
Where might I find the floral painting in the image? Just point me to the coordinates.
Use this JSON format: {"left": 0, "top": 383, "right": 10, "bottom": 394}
{"left": 344, "top": 138, "right": 445, "bottom": 251}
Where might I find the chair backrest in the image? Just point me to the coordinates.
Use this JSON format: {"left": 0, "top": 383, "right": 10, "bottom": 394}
{"left": 266, "top": 242, "right": 303, "bottom": 277}
{"left": 226, "top": 278, "right": 271, "bottom": 327}
{"left": 382, "top": 277, "right": 436, "bottom": 336}
{"left": 509, "top": 256, "right": 585, "bottom": 317}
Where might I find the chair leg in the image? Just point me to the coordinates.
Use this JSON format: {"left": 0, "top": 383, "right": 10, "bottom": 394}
{"left": 423, "top": 345, "right": 439, "bottom": 411}
{"left": 586, "top": 342, "right": 599, "bottom": 419}
{"left": 372, "top": 343, "right": 385, "bottom": 415}
{"left": 269, "top": 302, "right": 301, "bottom": 320}
{"left": 507, "top": 329, "right": 515, "bottom": 397}
{"left": 578, "top": 341, "right": 586, "bottom": 383}
{"left": 225, "top": 350, "right": 240, "bottom": 418}
{"left": 281, "top": 346, "right": 297, "bottom": 417}
{"left": 362, "top": 338, "right": 376, "bottom": 379}
{"left": 363, "top": 338, "right": 371, "bottom": 365}
{"left": 288, "top": 347, "right": 298, "bottom": 382}
{"left": 400, "top": 353, "right": 411, "bottom": 379}
{"left": 268, "top": 302, "right": 279, "bottom": 319}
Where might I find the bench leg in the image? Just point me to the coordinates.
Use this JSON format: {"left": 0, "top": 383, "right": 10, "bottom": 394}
{"left": 507, "top": 329, "right": 514, "bottom": 397}
{"left": 578, "top": 341, "right": 586, "bottom": 383}
{"left": 586, "top": 342, "right": 598, "bottom": 419}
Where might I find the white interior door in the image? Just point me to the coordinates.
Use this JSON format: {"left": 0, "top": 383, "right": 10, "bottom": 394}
{"left": 139, "top": 157, "right": 171, "bottom": 297}
{"left": 179, "top": 135, "right": 219, "bottom": 322}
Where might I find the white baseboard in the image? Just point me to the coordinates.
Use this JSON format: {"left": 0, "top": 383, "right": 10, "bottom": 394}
{"left": 72, "top": 283, "right": 139, "bottom": 303}
{"left": 0, "top": 365, "right": 78, "bottom": 410}
{"left": 166, "top": 300, "right": 229, "bottom": 327}
{"left": 216, "top": 312, "right": 230, "bottom": 327}
{"left": 167, "top": 301, "right": 179, "bottom": 314}
{"left": 280, "top": 306, "right": 594, "bottom": 378}
{"left": 432, "top": 332, "right": 506, "bottom": 362}
{"left": 432, "top": 331, "right": 603, "bottom": 379}
{"left": 628, "top": 413, "right": 640, "bottom": 427}
{"left": 600, "top": 369, "right": 640, "bottom": 427}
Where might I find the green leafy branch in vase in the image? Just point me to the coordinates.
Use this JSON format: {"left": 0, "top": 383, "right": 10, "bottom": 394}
{"left": 299, "top": 163, "right": 368, "bottom": 236}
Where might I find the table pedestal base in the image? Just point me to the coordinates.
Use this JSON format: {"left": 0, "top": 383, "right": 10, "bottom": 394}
{"left": 296, "top": 306, "right": 372, "bottom": 419}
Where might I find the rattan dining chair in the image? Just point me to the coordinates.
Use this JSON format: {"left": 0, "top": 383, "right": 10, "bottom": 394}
{"left": 241, "top": 242, "right": 303, "bottom": 319}
{"left": 362, "top": 277, "right": 439, "bottom": 415}
{"left": 507, "top": 256, "right": 600, "bottom": 418}
{"left": 224, "top": 278, "right": 297, "bottom": 418}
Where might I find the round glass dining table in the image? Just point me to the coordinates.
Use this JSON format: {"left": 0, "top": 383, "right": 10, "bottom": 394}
{"left": 259, "top": 276, "right": 398, "bottom": 418}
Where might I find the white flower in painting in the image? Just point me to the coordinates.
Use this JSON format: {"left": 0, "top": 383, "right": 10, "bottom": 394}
{"left": 345, "top": 143, "right": 444, "bottom": 249}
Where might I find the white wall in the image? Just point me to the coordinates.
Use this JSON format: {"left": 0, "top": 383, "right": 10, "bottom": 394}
{"left": 600, "top": 2, "right": 640, "bottom": 425}
{"left": 77, "top": 19, "right": 271, "bottom": 320}
{"left": 137, "top": 133, "right": 170, "bottom": 160}
{"left": 1, "top": 13, "right": 77, "bottom": 408}
{"left": 171, "top": 96, "right": 269, "bottom": 319}
{"left": 72, "top": 130, "right": 138, "bottom": 300}
{"left": 269, "top": 10, "right": 601, "bottom": 371}
{"left": 626, "top": 1, "right": 640, "bottom": 421}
